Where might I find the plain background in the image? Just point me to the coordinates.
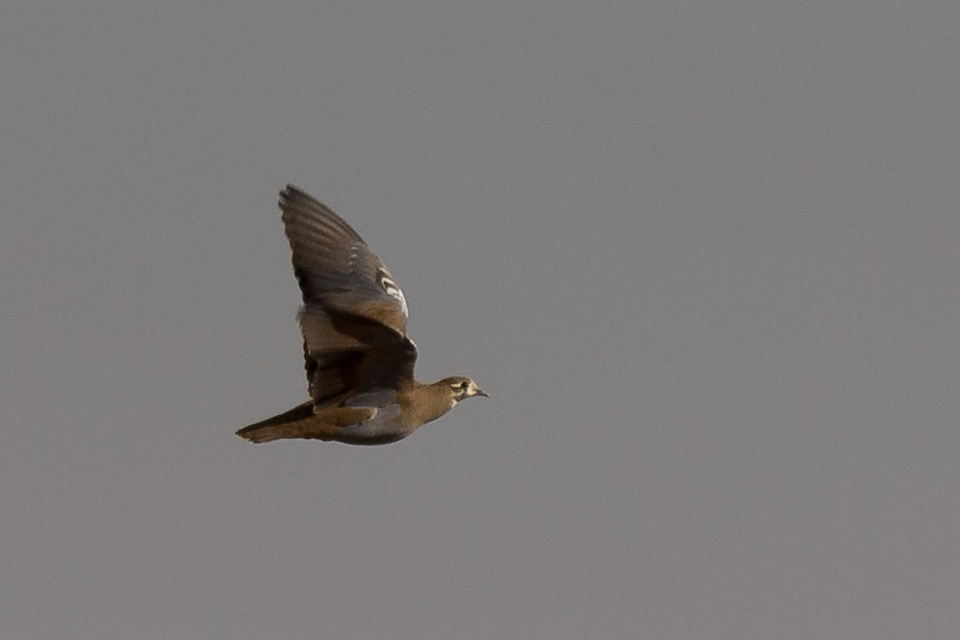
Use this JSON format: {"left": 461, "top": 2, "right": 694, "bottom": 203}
{"left": 3, "top": 2, "right": 960, "bottom": 638}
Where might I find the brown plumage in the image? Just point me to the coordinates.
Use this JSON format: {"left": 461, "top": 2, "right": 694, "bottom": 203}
{"left": 236, "top": 185, "right": 486, "bottom": 445}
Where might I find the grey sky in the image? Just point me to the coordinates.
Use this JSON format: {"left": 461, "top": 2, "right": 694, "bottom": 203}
{"left": 3, "top": 2, "right": 960, "bottom": 638}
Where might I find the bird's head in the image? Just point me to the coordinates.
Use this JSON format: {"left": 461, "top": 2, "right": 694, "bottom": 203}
{"left": 440, "top": 376, "right": 489, "bottom": 402}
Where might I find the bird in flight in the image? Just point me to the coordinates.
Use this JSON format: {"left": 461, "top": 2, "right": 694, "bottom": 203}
{"left": 237, "top": 185, "right": 487, "bottom": 445}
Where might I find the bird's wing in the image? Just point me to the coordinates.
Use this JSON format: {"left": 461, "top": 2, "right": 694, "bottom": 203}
{"left": 343, "top": 388, "right": 400, "bottom": 408}
{"left": 279, "top": 185, "right": 417, "bottom": 405}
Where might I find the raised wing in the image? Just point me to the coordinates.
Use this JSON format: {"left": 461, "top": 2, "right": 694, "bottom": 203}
{"left": 279, "top": 185, "right": 417, "bottom": 405}
{"left": 280, "top": 185, "right": 409, "bottom": 333}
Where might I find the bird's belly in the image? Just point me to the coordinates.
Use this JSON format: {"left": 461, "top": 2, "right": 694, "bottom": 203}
{"left": 334, "top": 404, "right": 408, "bottom": 445}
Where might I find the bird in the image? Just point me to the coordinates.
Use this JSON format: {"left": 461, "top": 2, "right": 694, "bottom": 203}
{"left": 236, "top": 185, "right": 487, "bottom": 445}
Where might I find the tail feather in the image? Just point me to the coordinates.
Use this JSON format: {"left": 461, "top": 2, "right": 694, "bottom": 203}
{"left": 237, "top": 402, "right": 379, "bottom": 443}
{"left": 236, "top": 402, "right": 317, "bottom": 443}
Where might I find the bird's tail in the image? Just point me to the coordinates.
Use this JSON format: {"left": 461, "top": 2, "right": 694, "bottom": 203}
{"left": 236, "top": 402, "right": 317, "bottom": 443}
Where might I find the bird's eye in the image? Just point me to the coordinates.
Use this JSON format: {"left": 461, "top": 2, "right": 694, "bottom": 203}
{"left": 460, "top": 381, "right": 469, "bottom": 390}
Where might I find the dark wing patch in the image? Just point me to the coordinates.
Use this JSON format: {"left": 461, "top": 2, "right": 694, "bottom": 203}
{"left": 300, "top": 306, "right": 418, "bottom": 406}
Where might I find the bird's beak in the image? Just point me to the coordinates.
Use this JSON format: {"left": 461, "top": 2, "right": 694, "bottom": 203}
{"left": 476, "top": 388, "right": 489, "bottom": 398}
